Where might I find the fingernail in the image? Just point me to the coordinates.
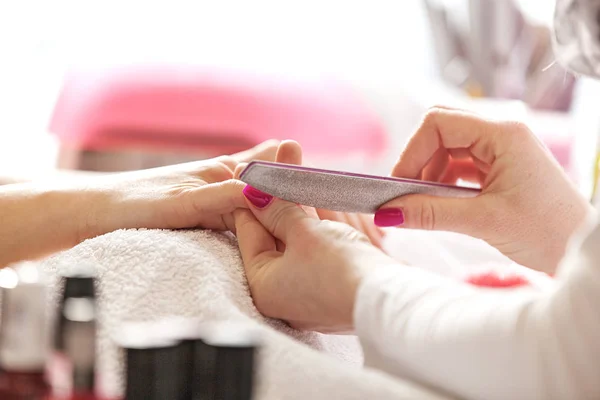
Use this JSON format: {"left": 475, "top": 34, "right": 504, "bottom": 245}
{"left": 243, "top": 185, "right": 274, "bottom": 209}
{"left": 374, "top": 208, "right": 405, "bottom": 227}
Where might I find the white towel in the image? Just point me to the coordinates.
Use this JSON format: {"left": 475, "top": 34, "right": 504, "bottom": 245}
{"left": 383, "top": 228, "right": 555, "bottom": 290}
{"left": 42, "top": 228, "right": 451, "bottom": 400}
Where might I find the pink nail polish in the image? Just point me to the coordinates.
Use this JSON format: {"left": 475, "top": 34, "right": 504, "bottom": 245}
{"left": 243, "top": 185, "right": 273, "bottom": 209}
{"left": 374, "top": 208, "right": 404, "bottom": 227}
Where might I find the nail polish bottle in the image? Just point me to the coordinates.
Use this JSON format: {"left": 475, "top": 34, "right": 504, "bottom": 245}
{"left": 49, "top": 267, "right": 99, "bottom": 400}
{"left": 0, "top": 264, "right": 51, "bottom": 400}
{"left": 117, "top": 323, "right": 185, "bottom": 400}
{"left": 196, "top": 323, "right": 260, "bottom": 400}
{"left": 150, "top": 317, "right": 213, "bottom": 400}
{"left": 160, "top": 318, "right": 202, "bottom": 400}
{"left": 190, "top": 335, "right": 217, "bottom": 400}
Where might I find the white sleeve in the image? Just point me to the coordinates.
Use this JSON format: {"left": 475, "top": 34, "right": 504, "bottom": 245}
{"left": 355, "top": 214, "right": 600, "bottom": 400}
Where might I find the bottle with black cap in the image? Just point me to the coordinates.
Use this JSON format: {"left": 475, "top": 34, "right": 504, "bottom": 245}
{"left": 126, "top": 318, "right": 261, "bottom": 400}
{"left": 0, "top": 263, "right": 51, "bottom": 400}
{"left": 196, "top": 322, "right": 260, "bottom": 400}
{"left": 115, "top": 321, "right": 187, "bottom": 400}
{"left": 49, "top": 265, "right": 99, "bottom": 399}
{"left": 153, "top": 317, "right": 203, "bottom": 400}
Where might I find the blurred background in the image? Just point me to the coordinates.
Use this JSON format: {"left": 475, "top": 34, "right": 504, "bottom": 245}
{"left": 2, "top": 0, "right": 600, "bottom": 196}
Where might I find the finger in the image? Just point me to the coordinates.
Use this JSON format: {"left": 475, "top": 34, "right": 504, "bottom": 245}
{"left": 421, "top": 147, "right": 450, "bottom": 182}
{"left": 243, "top": 186, "right": 311, "bottom": 242}
{"left": 276, "top": 140, "right": 302, "bottom": 164}
{"left": 374, "top": 193, "right": 487, "bottom": 237}
{"left": 315, "top": 208, "right": 339, "bottom": 222}
{"left": 441, "top": 159, "right": 483, "bottom": 185}
{"left": 317, "top": 209, "right": 383, "bottom": 247}
{"left": 234, "top": 208, "right": 278, "bottom": 280}
{"left": 231, "top": 139, "right": 281, "bottom": 163}
{"left": 356, "top": 213, "right": 385, "bottom": 248}
{"left": 344, "top": 213, "right": 363, "bottom": 231}
{"left": 447, "top": 148, "right": 471, "bottom": 160}
{"left": 222, "top": 213, "right": 237, "bottom": 233}
{"left": 448, "top": 149, "right": 491, "bottom": 174}
{"left": 430, "top": 104, "right": 475, "bottom": 113}
{"left": 275, "top": 239, "right": 286, "bottom": 252}
{"left": 392, "top": 107, "right": 503, "bottom": 179}
{"left": 234, "top": 163, "right": 248, "bottom": 180}
{"left": 303, "top": 205, "right": 320, "bottom": 219}
{"left": 275, "top": 140, "right": 320, "bottom": 218}
{"left": 192, "top": 179, "right": 249, "bottom": 213}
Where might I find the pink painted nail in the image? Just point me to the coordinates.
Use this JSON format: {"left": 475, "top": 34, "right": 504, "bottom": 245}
{"left": 374, "top": 208, "right": 404, "bottom": 227}
{"left": 243, "top": 185, "right": 274, "bottom": 209}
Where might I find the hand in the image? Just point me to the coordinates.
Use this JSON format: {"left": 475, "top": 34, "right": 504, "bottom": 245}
{"left": 374, "top": 106, "right": 593, "bottom": 273}
{"left": 314, "top": 208, "right": 384, "bottom": 249}
{"left": 80, "top": 140, "right": 280, "bottom": 240}
{"left": 234, "top": 191, "right": 396, "bottom": 332}
{"left": 233, "top": 140, "right": 385, "bottom": 248}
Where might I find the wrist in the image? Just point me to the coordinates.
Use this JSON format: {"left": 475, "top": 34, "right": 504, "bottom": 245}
{"left": 337, "top": 268, "right": 364, "bottom": 329}
{"left": 337, "top": 253, "right": 398, "bottom": 329}
{"left": 65, "top": 183, "right": 118, "bottom": 244}
{"left": 0, "top": 183, "right": 98, "bottom": 265}
{"left": 546, "top": 197, "right": 596, "bottom": 273}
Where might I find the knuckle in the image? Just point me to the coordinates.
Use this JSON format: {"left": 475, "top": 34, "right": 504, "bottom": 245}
{"left": 423, "top": 107, "right": 442, "bottom": 122}
{"left": 235, "top": 213, "right": 255, "bottom": 232}
{"left": 267, "top": 204, "right": 297, "bottom": 236}
{"left": 233, "top": 163, "right": 247, "bottom": 179}
{"left": 316, "top": 220, "right": 371, "bottom": 245}
{"left": 502, "top": 121, "right": 532, "bottom": 140}
{"left": 204, "top": 162, "right": 234, "bottom": 183}
{"left": 221, "top": 178, "right": 242, "bottom": 190}
{"left": 428, "top": 104, "right": 447, "bottom": 112}
{"left": 498, "top": 121, "right": 539, "bottom": 155}
{"left": 216, "top": 155, "right": 238, "bottom": 170}
{"left": 340, "top": 224, "right": 371, "bottom": 244}
{"left": 259, "top": 139, "right": 280, "bottom": 153}
{"left": 220, "top": 179, "right": 242, "bottom": 197}
{"left": 418, "top": 201, "right": 437, "bottom": 230}
{"left": 219, "top": 180, "right": 245, "bottom": 209}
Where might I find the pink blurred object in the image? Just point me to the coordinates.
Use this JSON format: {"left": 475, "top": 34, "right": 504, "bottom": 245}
{"left": 49, "top": 66, "right": 387, "bottom": 171}
{"left": 527, "top": 110, "right": 575, "bottom": 177}
{"left": 465, "top": 271, "right": 531, "bottom": 288}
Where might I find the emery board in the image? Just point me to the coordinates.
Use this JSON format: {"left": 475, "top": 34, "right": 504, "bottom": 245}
{"left": 240, "top": 161, "right": 480, "bottom": 214}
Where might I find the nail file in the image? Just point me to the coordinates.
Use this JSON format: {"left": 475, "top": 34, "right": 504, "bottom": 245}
{"left": 240, "top": 161, "right": 480, "bottom": 214}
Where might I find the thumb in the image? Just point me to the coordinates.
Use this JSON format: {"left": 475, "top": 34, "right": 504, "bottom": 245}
{"left": 242, "top": 185, "right": 311, "bottom": 242}
{"left": 374, "top": 194, "right": 483, "bottom": 235}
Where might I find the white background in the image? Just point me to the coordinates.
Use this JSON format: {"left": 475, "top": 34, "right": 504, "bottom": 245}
{"left": 0, "top": 0, "right": 564, "bottom": 176}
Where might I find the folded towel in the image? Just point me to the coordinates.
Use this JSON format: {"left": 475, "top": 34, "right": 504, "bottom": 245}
{"left": 42, "top": 228, "right": 450, "bottom": 400}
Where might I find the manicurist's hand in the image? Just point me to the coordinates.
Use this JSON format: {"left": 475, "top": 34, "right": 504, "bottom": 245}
{"left": 375, "top": 106, "right": 594, "bottom": 273}
{"left": 233, "top": 142, "right": 392, "bottom": 331}
{"left": 234, "top": 189, "right": 397, "bottom": 333}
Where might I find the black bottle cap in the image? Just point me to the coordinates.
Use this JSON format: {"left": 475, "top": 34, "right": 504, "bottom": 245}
{"left": 196, "top": 322, "right": 261, "bottom": 400}
{"left": 55, "top": 266, "right": 97, "bottom": 352}
{"left": 126, "top": 344, "right": 184, "bottom": 400}
{"left": 191, "top": 338, "right": 218, "bottom": 400}
{"left": 62, "top": 265, "right": 96, "bottom": 299}
{"left": 116, "top": 322, "right": 187, "bottom": 400}
{"left": 149, "top": 317, "right": 204, "bottom": 400}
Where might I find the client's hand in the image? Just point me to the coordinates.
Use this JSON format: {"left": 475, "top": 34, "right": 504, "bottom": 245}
{"left": 234, "top": 193, "right": 395, "bottom": 332}
{"left": 376, "top": 106, "right": 593, "bottom": 273}
{"left": 82, "top": 140, "right": 280, "bottom": 239}
{"left": 234, "top": 140, "right": 385, "bottom": 248}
